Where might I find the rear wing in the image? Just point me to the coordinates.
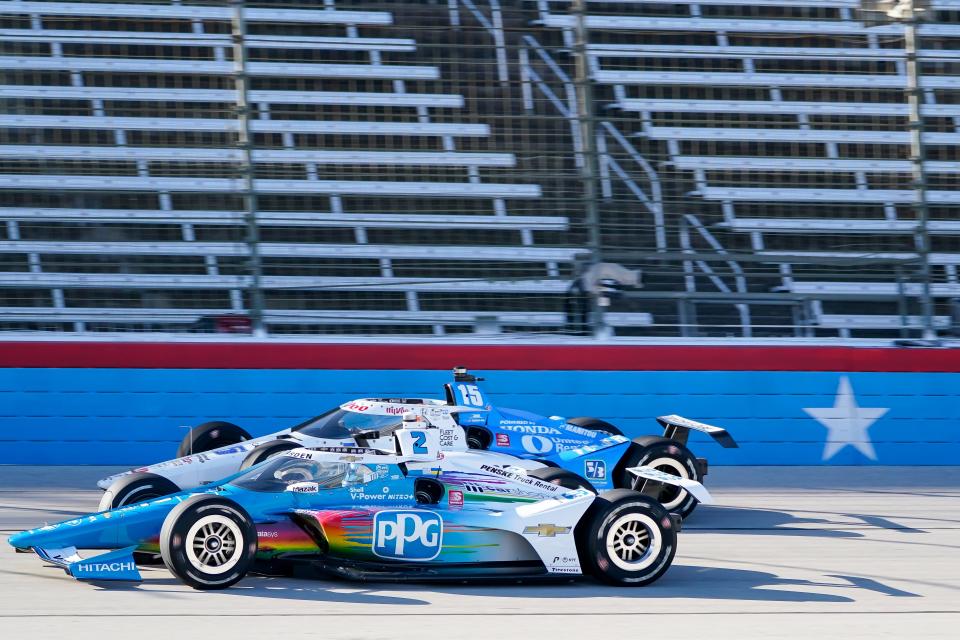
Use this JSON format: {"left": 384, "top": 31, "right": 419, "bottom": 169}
{"left": 657, "top": 414, "right": 738, "bottom": 449}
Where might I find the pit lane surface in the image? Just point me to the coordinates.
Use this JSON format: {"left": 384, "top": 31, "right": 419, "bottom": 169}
{"left": 0, "top": 466, "right": 957, "bottom": 639}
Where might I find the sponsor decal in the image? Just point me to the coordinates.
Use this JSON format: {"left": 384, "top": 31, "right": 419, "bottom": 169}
{"left": 522, "top": 523, "right": 572, "bottom": 537}
{"left": 448, "top": 490, "right": 464, "bottom": 507}
{"left": 565, "top": 424, "right": 600, "bottom": 438}
{"left": 75, "top": 562, "right": 135, "bottom": 573}
{"left": 257, "top": 530, "right": 279, "bottom": 538}
{"left": 386, "top": 405, "right": 414, "bottom": 415}
{"left": 584, "top": 459, "right": 606, "bottom": 480}
{"left": 499, "top": 423, "right": 562, "bottom": 435}
{"left": 212, "top": 445, "right": 248, "bottom": 456}
{"left": 349, "top": 487, "right": 414, "bottom": 502}
{"left": 343, "top": 401, "right": 371, "bottom": 412}
{"left": 495, "top": 433, "right": 510, "bottom": 447}
{"left": 439, "top": 429, "right": 458, "bottom": 447}
{"left": 479, "top": 464, "right": 560, "bottom": 493}
{"left": 520, "top": 434, "right": 554, "bottom": 454}
{"left": 290, "top": 482, "right": 319, "bottom": 493}
{"left": 372, "top": 510, "right": 443, "bottom": 560}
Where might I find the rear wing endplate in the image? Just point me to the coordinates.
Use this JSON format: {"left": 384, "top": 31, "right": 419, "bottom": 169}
{"left": 657, "top": 414, "right": 738, "bottom": 449}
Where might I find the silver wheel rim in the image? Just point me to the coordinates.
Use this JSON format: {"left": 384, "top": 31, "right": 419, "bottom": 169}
{"left": 643, "top": 456, "right": 689, "bottom": 510}
{"left": 185, "top": 514, "right": 243, "bottom": 575}
{"left": 605, "top": 512, "right": 662, "bottom": 572}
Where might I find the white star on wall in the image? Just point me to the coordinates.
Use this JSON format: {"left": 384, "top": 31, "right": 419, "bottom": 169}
{"left": 803, "top": 376, "right": 889, "bottom": 462}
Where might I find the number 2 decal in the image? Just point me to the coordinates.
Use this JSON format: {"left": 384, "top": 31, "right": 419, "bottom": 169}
{"left": 456, "top": 384, "right": 484, "bottom": 407}
{"left": 411, "top": 430, "right": 427, "bottom": 454}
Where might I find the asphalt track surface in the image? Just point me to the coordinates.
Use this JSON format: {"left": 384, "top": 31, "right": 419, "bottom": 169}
{"left": 0, "top": 466, "right": 957, "bottom": 639}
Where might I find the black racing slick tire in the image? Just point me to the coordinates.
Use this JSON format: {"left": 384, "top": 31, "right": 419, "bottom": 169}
{"left": 527, "top": 466, "right": 597, "bottom": 494}
{"left": 567, "top": 417, "right": 624, "bottom": 436}
{"left": 160, "top": 495, "right": 257, "bottom": 590}
{"left": 99, "top": 472, "right": 180, "bottom": 512}
{"left": 176, "top": 421, "right": 252, "bottom": 458}
{"left": 100, "top": 472, "right": 181, "bottom": 566}
{"left": 576, "top": 489, "right": 677, "bottom": 586}
{"left": 238, "top": 439, "right": 301, "bottom": 471}
{"left": 465, "top": 427, "right": 492, "bottom": 450}
{"left": 615, "top": 436, "right": 701, "bottom": 519}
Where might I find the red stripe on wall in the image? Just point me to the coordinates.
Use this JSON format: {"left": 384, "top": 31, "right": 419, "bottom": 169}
{"left": 1, "top": 341, "right": 959, "bottom": 372}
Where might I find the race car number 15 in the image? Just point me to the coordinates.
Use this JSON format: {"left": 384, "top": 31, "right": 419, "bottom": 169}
{"left": 457, "top": 384, "right": 484, "bottom": 407}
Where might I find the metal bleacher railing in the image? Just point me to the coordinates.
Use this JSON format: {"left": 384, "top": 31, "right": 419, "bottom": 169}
{"left": 0, "top": 0, "right": 959, "bottom": 340}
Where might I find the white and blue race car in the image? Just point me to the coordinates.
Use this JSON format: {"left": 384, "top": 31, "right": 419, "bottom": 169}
{"left": 17, "top": 413, "right": 713, "bottom": 590}
{"left": 98, "top": 368, "right": 735, "bottom": 519}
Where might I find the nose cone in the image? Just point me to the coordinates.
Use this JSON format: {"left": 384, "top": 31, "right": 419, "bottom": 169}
{"left": 8, "top": 529, "right": 31, "bottom": 549}
{"left": 7, "top": 522, "right": 69, "bottom": 550}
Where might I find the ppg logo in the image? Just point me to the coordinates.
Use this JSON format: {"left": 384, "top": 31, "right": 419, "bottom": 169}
{"left": 372, "top": 510, "right": 443, "bottom": 560}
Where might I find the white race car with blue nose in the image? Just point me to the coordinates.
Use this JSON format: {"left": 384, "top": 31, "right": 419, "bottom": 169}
{"left": 98, "top": 368, "right": 735, "bottom": 520}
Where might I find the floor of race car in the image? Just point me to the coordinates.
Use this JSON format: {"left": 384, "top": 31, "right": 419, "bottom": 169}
{"left": 0, "top": 466, "right": 957, "bottom": 640}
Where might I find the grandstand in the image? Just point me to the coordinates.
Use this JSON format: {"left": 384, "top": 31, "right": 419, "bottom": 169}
{"left": 1, "top": 0, "right": 959, "bottom": 339}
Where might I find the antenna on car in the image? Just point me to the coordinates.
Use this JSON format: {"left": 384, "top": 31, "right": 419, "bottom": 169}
{"left": 453, "top": 365, "right": 483, "bottom": 382}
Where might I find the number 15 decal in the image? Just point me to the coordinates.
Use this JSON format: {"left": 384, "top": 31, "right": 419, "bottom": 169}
{"left": 456, "top": 384, "right": 484, "bottom": 407}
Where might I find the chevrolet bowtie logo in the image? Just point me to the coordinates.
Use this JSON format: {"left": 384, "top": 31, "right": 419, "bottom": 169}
{"left": 523, "top": 523, "right": 571, "bottom": 537}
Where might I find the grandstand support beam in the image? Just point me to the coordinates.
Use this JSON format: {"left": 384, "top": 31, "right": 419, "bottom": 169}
{"left": 858, "top": 0, "right": 936, "bottom": 340}
{"left": 571, "top": 0, "right": 606, "bottom": 338}
{"left": 231, "top": 0, "right": 266, "bottom": 337}
{"left": 904, "top": 17, "right": 936, "bottom": 341}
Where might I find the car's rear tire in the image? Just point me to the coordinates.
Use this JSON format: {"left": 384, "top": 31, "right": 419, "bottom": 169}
{"left": 465, "top": 427, "right": 492, "bottom": 450}
{"left": 99, "top": 472, "right": 180, "bottom": 512}
{"left": 567, "top": 417, "right": 624, "bottom": 436}
{"left": 576, "top": 489, "right": 676, "bottom": 586}
{"left": 527, "top": 467, "right": 596, "bottom": 493}
{"left": 176, "top": 421, "right": 252, "bottom": 458}
{"left": 615, "top": 436, "right": 701, "bottom": 519}
{"left": 238, "top": 440, "right": 301, "bottom": 471}
{"left": 160, "top": 495, "right": 257, "bottom": 590}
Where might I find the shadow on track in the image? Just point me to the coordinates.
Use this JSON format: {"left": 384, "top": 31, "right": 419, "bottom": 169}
{"left": 683, "top": 506, "right": 867, "bottom": 537}
{"left": 66, "top": 564, "right": 895, "bottom": 604}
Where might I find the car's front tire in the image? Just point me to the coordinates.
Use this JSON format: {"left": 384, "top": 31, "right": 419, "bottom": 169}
{"left": 99, "top": 472, "right": 180, "bottom": 512}
{"left": 527, "top": 466, "right": 596, "bottom": 493}
{"left": 176, "top": 421, "right": 252, "bottom": 458}
{"left": 577, "top": 489, "right": 676, "bottom": 586}
{"left": 160, "top": 495, "right": 257, "bottom": 590}
{"left": 238, "top": 439, "right": 301, "bottom": 471}
{"left": 100, "top": 472, "right": 182, "bottom": 565}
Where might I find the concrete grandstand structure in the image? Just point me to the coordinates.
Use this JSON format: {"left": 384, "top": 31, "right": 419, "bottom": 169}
{"left": 0, "top": 0, "right": 959, "bottom": 338}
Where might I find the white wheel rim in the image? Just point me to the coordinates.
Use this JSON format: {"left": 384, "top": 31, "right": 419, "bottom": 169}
{"left": 642, "top": 456, "right": 689, "bottom": 511}
{"left": 605, "top": 512, "right": 662, "bottom": 572}
{"left": 185, "top": 514, "right": 244, "bottom": 575}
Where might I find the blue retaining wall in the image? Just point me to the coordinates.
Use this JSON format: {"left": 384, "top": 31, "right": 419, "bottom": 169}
{"left": 1, "top": 367, "right": 957, "bottom": 465}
